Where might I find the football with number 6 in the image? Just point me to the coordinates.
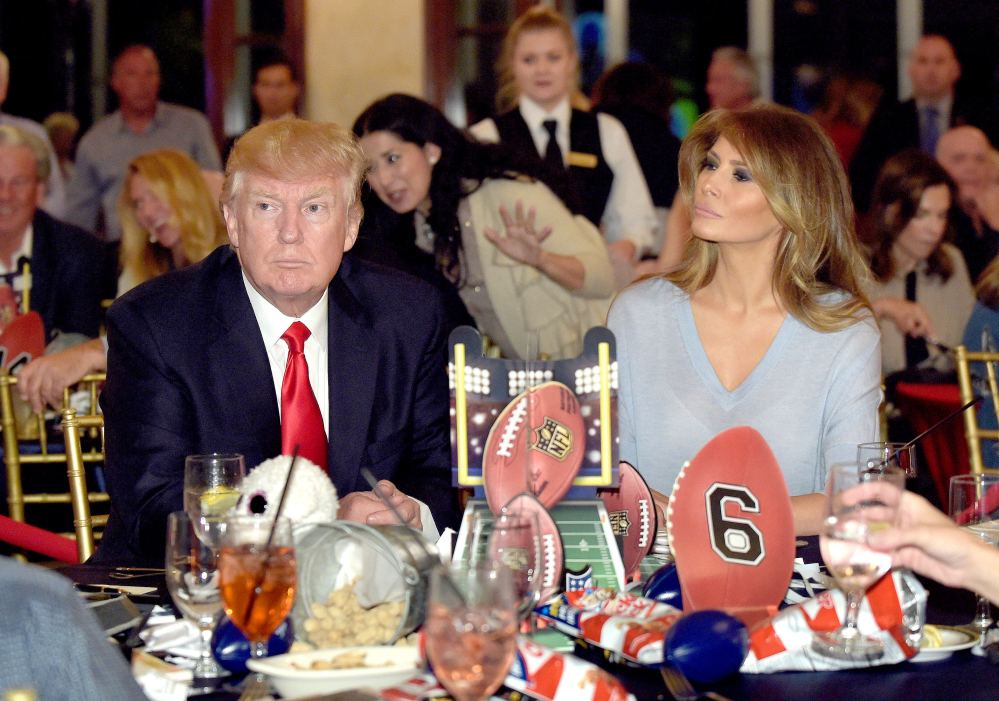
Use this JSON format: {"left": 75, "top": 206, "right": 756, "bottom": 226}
{"left": 666, "top": 426, "right": 795, "bottom": 612}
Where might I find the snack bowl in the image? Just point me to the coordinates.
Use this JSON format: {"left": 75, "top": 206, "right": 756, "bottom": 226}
{"left": 245, "top": 644, "right": 421, "bottom": 698}
{"left": 910, "top": 625, "right": 977, "bottom": 663}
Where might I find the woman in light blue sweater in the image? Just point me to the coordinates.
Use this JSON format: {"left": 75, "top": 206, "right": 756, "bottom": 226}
{"left": 608, "top": 105, "right": 881, "bottom": 535}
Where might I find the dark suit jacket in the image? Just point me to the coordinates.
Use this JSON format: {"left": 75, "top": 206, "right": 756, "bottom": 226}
{"left": 28, "top": 210, "right": 107, "bottom": 341}
{"left": 850, "top": 94, "right": 997, "bottom": 212}
{"left": 96, "top": 246, "right": 458, "bottom": 564}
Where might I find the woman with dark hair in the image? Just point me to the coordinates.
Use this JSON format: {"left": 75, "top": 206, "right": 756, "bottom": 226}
{"left": 863, "top": 149, "right": 975, "bottom": 377}
{"left": 609, "top": 104, "right": 881, "bottom": 534}
{"left": 353, "top": 93, "right": 614, "bottom": 359}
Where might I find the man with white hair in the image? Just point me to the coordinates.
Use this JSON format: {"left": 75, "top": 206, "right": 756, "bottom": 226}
{"left": 936, "top": 125, "right": 999, "bottom": 281}
{"left": 65, "top": 45, "right": 221, "bottom": 240}
{"left": 851, "top": 35, "right": 996, "bottom": 212}
{"left": 0, "top": 50, "right": 67, "bottom": 218}
{"left": 97, "top": 119, "right": 457, "bottom": 565}
{"left": 705, "top": 46, "right": 760, "bottom": 111}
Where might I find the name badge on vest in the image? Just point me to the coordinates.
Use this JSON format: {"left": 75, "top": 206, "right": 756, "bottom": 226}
{"left": 567, "top": 151, "right": 598, "bottom": 168}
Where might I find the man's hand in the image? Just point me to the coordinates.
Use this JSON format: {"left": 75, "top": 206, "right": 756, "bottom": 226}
{"left": 337, "top": 479, "right": 422, "bottom": 529}
{"left": 17, "top": 339, "right": 107, "bottom": 413}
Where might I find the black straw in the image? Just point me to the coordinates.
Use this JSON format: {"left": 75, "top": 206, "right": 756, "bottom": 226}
{"left": 879, "top": 397, "right": 979, "bottom": 469}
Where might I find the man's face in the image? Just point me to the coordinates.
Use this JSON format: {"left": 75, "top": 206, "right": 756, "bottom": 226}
{"left": 908, "top": 37, "right": 960, "bottom": 102}
{"left": 706, "top": 58, "right": 753, "bottom": 110}
{"left": 223, "top": 172, "right": 360, "bottom": 317}
{"left": 253, "top": 64, "right": 299, "bottom": 120}
{"left": 0, "top": 144, "right": 41, "bottom": 243}
{"left": 936, "top": 127, "right": 993, "bottom": 201}
{"left": 111, "top": 49, "right": 161, "bottom": 113}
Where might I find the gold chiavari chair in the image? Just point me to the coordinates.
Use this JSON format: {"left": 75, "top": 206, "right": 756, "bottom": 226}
{"left": 62, "top": 408, "right": 106, "bottom": 561}
{"left": 1, "top": 371, "right": 108, "bottom": 556}
{"left": 955, "top": 345, "right": 999, "bottom": 476}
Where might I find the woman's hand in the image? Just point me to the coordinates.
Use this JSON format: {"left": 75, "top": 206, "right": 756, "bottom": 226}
{"left": 483, "top": 201, "right": 552, "bottom": 267}
{"left": 871, "top": 297, "right": 938, "bottom": 340}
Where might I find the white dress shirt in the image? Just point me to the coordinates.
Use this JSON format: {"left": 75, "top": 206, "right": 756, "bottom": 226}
{"left": 0, "top": 224, "right": 32, "bottom": 275}
{"left": 242, "top": 274, "right": 330, "bottom": 437}
{"left": 470, "top": 96, "right": 657, "bottom": 254}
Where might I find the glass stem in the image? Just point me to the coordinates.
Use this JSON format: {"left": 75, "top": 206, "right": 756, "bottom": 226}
{"left": 251, "top": 639, "right": 268, "bottom": 659}
{"left": 842, "top": 589, "right": 863, "bottom": 639}
{"left": 198, "top": 624, "right": 214, "bottom": 665}
{"left": 974, "top": 594, "right": 993, "bottom": 633}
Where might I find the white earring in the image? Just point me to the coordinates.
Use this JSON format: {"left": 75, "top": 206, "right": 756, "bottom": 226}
{"left": 148, "top": 232, "right": 158, "bottom": 244}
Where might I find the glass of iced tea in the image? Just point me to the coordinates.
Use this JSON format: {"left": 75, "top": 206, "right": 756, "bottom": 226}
{"left": 218, "top": 514, "right": 296, "bottom": 666}
{"left": 424, "top": 563, "right": 518, "bottom": 701}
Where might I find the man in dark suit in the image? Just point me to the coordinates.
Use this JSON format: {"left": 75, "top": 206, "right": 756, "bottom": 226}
{"left": 0, "top": 125, "right": 105, "bottom": 342}
{"left": 850, "top": 34, "right": 995, "bottom": 212}
{"left": 97, "top": 119, "right": 457, "bottom": 564}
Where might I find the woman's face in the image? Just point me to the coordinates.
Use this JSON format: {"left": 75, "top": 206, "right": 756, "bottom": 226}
{"left": 893, "top": 183, "right": 951, "bottom": 264}
{"left": 690, "top": 136, "right": 782, "bottom": 247}
{"left": 512, "top": 28, "right": 576, "bottom": 111}
{"left": 359, "top": 130, "right": 438, "bottom": 215}
{"left": 128, "top": 173, "right": 181, "bottom": 250}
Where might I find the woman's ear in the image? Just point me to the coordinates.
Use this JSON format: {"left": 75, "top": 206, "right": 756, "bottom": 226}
{"left": 424, "top": 143, "right": 442, "bottom": 166}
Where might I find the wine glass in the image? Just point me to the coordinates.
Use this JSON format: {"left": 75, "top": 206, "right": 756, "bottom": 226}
{"left": 165, "top": 511, "right": 227, "bottom": 684}
{"left": 424, "top": 563, "right": 518, "bottom": 701}
{"left": 218, "top": 515, "right": 296, "bottom": 690}
{"left": 813, "top": 463, "right": 905, "bottom": 660}
{"left": 184, "top": 453, "right": 246, "bottom": 550}
{"left": 949, "top": 473, "right": 999, "bottom": 640}
{"left": 470, "top": 505, "right": 542, "bottom": 622}
{"left": 857, "top": 442, "right": 916, "bottom": 478}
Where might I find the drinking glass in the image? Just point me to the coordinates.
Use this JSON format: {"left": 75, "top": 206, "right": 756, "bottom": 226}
{"left": 813, "top": 463, "right": 905, "bottom": 660}
{"left": 165, "top": 511, "right": 227, "bottom": 683}
{"left": 857, "top": 442, "right": 916, "bottom": 478}
{"left": 949, "top": 473, "right": 999, "bottom": 639}
{"left": 184, "top": 453, "right": 246, "bottom": 551}
{"left": 424, "top": 564, "right": 518, "bottom": 701}
{"left": 470, "top": 506, "right": 542, "bottom": 621}
{"left": 218, "top": 515, "right": 296, "bottom": 671}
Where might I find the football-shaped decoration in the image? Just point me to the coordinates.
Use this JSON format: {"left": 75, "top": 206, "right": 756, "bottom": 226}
{"left": 598, "top": 461, "right": 657, "bottom": 573}
{"left": 643, "top": 562, "right": 683, "bottom": 610}
{"left": 666, "top": 426, "right": 794, "bottom": 612}
{"left": 483, "top": 381, "right": 585, "bottom": 514}
{"left": 504, "top": 492, "right": 564, "bottom": 603}
{"left": 664, "top": 610, "right": 748, "bottom": 684}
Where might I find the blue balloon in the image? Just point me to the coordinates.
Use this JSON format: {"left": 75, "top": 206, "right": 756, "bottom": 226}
{"left": 664, "top": 610, "right": 748, "bottom": 684}
{"left": 643, "top": 562, "right": 684, "bottom": 610}
{"left": 212, "top": 616, "right": 294, "bottom": 674}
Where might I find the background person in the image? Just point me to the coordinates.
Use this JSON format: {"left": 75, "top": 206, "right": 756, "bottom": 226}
{"left": 608, "top": 105, "right": 881, "bottom": 535}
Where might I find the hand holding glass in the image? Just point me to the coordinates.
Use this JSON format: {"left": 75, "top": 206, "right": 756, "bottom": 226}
{"left": 165, "top": 511, "right": 227, "bottom": 682}
{"left": 813, "top": 463, "right": 905, "bottom": 660}
{"left": 424, "top": 564, "right": 518, "bottom": 701}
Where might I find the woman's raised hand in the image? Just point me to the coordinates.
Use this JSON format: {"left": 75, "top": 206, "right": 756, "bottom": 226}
{"left": 483, "top": 201, "right": 553, "bottom": 267}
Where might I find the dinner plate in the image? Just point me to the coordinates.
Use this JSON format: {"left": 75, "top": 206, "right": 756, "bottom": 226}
{"left": 910, "top": 625, "right": 977, "bottom": 663}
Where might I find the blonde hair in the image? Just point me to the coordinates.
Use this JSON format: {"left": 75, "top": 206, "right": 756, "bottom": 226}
{"left": 223, "top": 118, "right": 367, "bottom": 210}
{"left": 976, "top": 257, "right": 999, "bottom": 309}
{"left": 0, "top": 124, "right": 50, "bottom": 181}
{"left": 667, "top": 105, "right": 872, "bottom": 332}
{"left": 495, "top": 6, "right": 580, "bottom": 114}
{"left": 118, "top": 149, "right": 227, "bottom": 287}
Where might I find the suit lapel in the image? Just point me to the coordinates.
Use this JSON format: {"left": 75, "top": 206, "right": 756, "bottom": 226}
{"left": 327, "top": 263, "right": 378, "bottom": 495}
{"left": 27, "top": 213, "right": 54, "bottom": 333}
{"left": 207, "top": 253, "right": 281, "bottom": 456}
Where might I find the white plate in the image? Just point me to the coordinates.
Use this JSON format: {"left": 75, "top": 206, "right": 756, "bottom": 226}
{"left": 246, "top": 645, "right": 421, "bottom": 699}
{"left": 910, "top": 626, "right": 977, "bottom": 663}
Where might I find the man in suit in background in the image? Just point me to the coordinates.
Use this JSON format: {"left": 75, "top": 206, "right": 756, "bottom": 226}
{"left": 98, "top": 119, "right": 457, "bottom": 564}
{"left": 0, "top": 125, "right": 106, "bottom": 342}
{"left": 850, "top": 34, "right": 994, "bottom": 212}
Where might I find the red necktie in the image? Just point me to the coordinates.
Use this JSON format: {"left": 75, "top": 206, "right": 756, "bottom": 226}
{"left": 280, "top": 321, "right": 328, "bottom": 470}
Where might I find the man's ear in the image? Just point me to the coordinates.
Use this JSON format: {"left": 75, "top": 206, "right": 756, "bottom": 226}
{"left": 222, "top": 203, "right": 239, "bottom": 249}
{"left": 343, "top": 203, "right": 362, "bottom": 252}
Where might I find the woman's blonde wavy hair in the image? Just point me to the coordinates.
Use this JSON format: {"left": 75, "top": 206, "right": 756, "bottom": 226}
{"left": 667, "top": 104, "right": 872, "bottom": 332}
{"left": 117, "top": 149, "right": 227, "bottom": 287}
{"left": 495, "top": 6, "right": 584, "bottom": 114}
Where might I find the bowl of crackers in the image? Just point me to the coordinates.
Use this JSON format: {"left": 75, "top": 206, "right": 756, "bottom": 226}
{"left": 245, "top": 645, "right": 422, "bottom": 698}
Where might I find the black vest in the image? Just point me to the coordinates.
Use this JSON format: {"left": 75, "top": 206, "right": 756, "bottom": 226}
{"left": 493, "top": 108, "right": 614, "bottom": 228}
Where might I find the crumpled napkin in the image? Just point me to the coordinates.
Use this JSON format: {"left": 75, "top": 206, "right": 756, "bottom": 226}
{"left": 138, "top": 607, "right": 201, "bottom": 661}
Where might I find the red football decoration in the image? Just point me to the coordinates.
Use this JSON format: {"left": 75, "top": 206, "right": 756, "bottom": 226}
{"left": 504, "top": 492, "right": 564, "bottom": 603}
{"left": 667, "top": 426, "right": 794, "bottom": 612}
{"left": 598, "top": 461, "right": 657, "bottom": 573}
{"left": 483, "top": 381, "right": 585, "bottom": 514}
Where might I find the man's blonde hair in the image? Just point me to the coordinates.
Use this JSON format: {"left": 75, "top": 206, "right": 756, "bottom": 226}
{"left": 668, "top": 104, "right": 871, "bottom": 332}
{"left": 222, "top": 118, "right": 367, "bottom": 210}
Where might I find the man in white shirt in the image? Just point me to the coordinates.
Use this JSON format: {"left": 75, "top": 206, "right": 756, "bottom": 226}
{"left": 98, "top": 119, "right": 456, "bottom": 565}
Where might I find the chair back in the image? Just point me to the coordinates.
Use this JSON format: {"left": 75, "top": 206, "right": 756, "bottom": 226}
{"left": 62, "top": 408, "right": 105, "bottom": 562}
{"left": 955, "top": 344, "right": 999, "bottom": 476}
